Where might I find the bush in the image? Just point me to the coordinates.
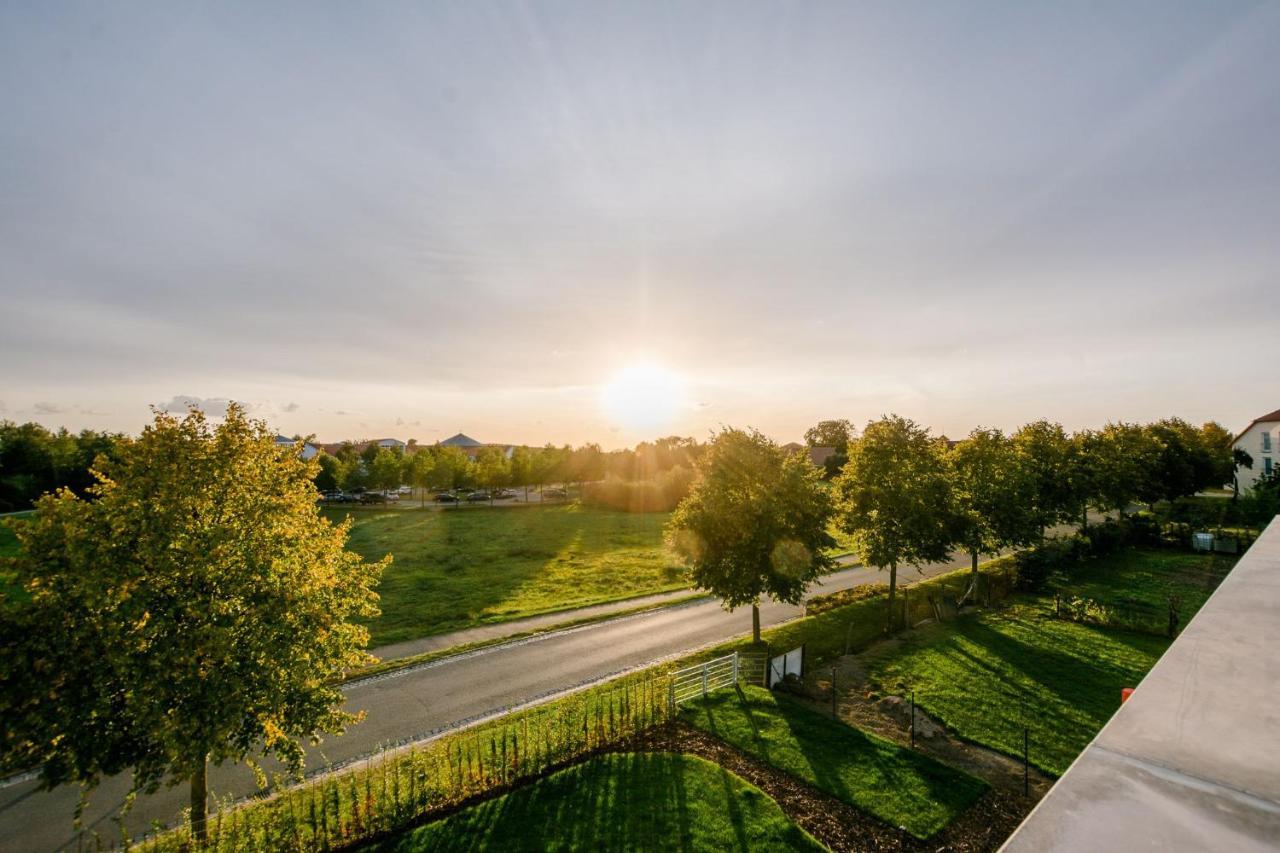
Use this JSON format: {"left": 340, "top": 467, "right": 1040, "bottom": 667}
{"left": 1015, "top": 536, "right": 1086, "bottom": 591}
{"left": 805, "top": 582, "right": 887, "bottom": 615}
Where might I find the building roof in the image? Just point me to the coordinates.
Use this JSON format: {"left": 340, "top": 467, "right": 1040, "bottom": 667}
{"left": 440, "top": 433, "right": 484, "bottom": 448}
{"left": 1233, "top": 408, "right": 1280, "bottom": 443}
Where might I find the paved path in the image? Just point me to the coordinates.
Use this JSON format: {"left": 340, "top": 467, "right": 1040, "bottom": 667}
{"left": 0, "top": 550, "right": 985, "bottom": 852}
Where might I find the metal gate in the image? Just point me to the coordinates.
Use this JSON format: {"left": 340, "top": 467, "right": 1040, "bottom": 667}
{"left": 669, "top": 652, "right": 740, "bottom": 707}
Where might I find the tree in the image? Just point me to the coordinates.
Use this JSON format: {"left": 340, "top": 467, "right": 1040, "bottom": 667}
{"left": 1232, "top": 448, "right": 1254, "bottom": 499}
{"left": 946, "top": 428, "right": 1036, "bottom": 601}
{"left": 834, "top": 415, "right": 953, "bottom": 630}
{"left": 473, "top": 446, "right": 511, "bottom": 503}
{"left": 0, "top": 406, "right": 387, "bottom": 842}
{"left": 368, "top": 447, "right": 404, "bottom": 492}
{"left": 509, "top": 446, "right": 534, "bottom": 500}
{"left": 804, "top": 419, "right": 855, "bottom": 478}
{"left": 315, "top": 452, "right": 343, "bottom": 493}
{"left": 1089, "top": 422, "right": 1155, "bottom": 516}
{"left": 428, "top": 446, "right": 471, "bottom": 494}
{"left": 569, "top": 443, "right": 606, "bottom": 489}
{"left": 1012, "top": 420, "right": 1078, "bottom": 537}
{"left": 1199, "top": 421, "right": 1236, "bottom": 490}
{"left": 667, "top": 428, "right": 835, "bottom": 643}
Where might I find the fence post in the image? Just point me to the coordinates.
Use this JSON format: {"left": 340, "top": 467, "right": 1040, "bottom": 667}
{"left": 732, "top": 652, "right": 740, "bottom": 685}
{"left": 910, "top": 691, "right": 916, "bottom": 748}
{"left": 701, "top": 662, "right": 709, "bottom": 698}
{"left": 668, "top": 679, "right": 675, "bottom": 715}
{"left": 1023, "top": 727, "right": 1030, "bottom": 797}
{"left": 831, "top": 664, "right": 838, "bottom": 717}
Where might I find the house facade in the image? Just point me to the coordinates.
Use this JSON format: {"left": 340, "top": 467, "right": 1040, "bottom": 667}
{"left": 1232, "top": 407, "right": 1280, "bottom": 493}
{"left": 274, "top": 435, "right": 320, "bottom": 460}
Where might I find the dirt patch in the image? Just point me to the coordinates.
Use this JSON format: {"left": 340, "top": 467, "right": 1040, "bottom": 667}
{"left": 627, "top": 722, "right": 1035, "bottom": 851}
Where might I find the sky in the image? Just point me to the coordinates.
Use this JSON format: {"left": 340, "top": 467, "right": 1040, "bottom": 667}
{"left": 2, "top": 1, "right": 1278, "bottom": 449}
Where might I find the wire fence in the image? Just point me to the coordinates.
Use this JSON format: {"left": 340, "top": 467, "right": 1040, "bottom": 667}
{"left": 85, "top": 673, "right": 674, "bottom": 852}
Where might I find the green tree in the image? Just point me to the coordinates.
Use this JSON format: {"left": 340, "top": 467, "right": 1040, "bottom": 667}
{"left": 804, "top": 419, "right": 855, "bottom": 478}
{"left": 946, "top": 428, "right": 1036, "bottom": 601}
{"left": 1012, "top": 420, "right": 1077, "bottom": 538}
{"left": 834, "top": 415, "right": 953, "bottom": 630}
{"left": 1199, "top": 421, "right": 1236, "bottom": 490}
{"left": 368, "top": 447, "right": 404, "bottom": 492}
{"left": 0, "top": 406, "right": 386, "bottom": 842}
{"left": 667, "top": 428, "right": 835, "bottom": 643}
{"left": 315, "top": 452, "right": 343, "bottom": 493}
{"left": 1088, "top": 422, "right": 1155, "bottom": 517}
{"left": 473, "top": 446, "right": 511, "bottom": 503}
{"left": 509, "top": 446, "right": 534, "bottom": 500}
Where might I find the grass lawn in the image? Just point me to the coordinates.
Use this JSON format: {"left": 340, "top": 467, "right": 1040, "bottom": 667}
{"left": 680, "top": 685, "right": 984, "bottom": 839}
{"left": 325, "top": 504, "right": 687, "bottom": 646}
{"left": 860, "top": 604, "right": 1170, "bottom": 776}
{"left": 1062, "top": 548, "right": 1234, "bottom": 616}
{"left": 366, "top": 752, "right": 824, "bottom": 852}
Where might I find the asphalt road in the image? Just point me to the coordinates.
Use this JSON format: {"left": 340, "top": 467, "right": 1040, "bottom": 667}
{"left": 0, "top": 551, "right": 982, "bottom": 852}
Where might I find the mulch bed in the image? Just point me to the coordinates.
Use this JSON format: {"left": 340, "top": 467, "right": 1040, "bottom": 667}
{"left": 621, "top": 722, "right": 1035, "bottom": 852}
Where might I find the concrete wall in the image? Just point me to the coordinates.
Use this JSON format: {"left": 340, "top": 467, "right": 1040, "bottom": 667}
{"left": 1001, "top": 515, "right": 1280, "bottom": 853}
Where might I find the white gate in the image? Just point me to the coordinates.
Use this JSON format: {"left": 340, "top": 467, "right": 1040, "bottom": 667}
{"left": 768, "top": 645, "right": 804, "bottom": 688}
{"left": 669, "top": 652, "right": 740, "bottom": 707}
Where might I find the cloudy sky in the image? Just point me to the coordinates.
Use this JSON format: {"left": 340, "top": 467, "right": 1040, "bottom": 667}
{"left": 2, "top": 2, "right": 1278, "bottom": 447}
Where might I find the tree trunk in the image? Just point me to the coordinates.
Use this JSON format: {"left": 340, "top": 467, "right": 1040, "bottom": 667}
{"left": 1081, "top": 503, "right": 1089, "bottom": 533}
{"left": 191, "top": 757, "right": 208, "bottom": 845}
{"left": 887, "top": 561, "right": 898, "bottom": 633}
{"left": 751, "top": 603, "right": 761, "bottom": 644}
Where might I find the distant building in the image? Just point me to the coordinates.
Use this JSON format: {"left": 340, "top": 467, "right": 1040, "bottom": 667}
{"left": 439, "top": 433, "right": 515, "bottom": 459}
{"left": 783, "top": 441, "right": 836, "bottom": 470}
{"left": 274, "top": 435, "right": 319, "bottom": 460}
{"left": 1233, "top": 407, "right": 1280, "bottom": 492}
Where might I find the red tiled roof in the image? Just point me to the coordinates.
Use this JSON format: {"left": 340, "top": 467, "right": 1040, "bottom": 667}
{"left": 1234, "top": 408, "right": 1280, "bottom": 443}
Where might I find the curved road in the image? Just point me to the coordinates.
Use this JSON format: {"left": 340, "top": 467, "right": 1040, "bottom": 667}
{"left": 0, "top": 553, "right": 980, "bottom": 852}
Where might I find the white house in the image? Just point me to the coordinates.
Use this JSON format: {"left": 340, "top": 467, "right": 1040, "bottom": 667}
{"left": 1232, "top": 407, "right": 1280, "bottom": 492}
{"left": 274, "top": 435, "right": 320, "bottom": 461}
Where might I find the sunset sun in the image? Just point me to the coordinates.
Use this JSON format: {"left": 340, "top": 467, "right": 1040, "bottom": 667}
{"left": 599, "top": 363, "right": 687, "bottom": 432}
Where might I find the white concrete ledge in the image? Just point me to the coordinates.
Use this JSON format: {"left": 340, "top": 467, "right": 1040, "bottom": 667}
{"left": 1001, "top": 515, "right": 1280, "bottom": 852}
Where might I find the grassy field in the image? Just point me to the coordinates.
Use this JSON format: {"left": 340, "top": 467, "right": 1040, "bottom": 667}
{"left": 325, "top": 505, "right": 686, "bottom": 646}
{"left": 680, "top": 685, "right": 985, "bottom": 839}
{"left": 367, "top": 752, "right": 823, "bottom": 852}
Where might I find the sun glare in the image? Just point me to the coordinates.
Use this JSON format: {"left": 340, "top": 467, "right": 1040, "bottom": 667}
{"left": 599, "top": 363, "right": 686, "bottom": 432}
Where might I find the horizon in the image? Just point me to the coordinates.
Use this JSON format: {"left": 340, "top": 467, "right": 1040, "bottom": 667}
{"left": 3, "top": 2, "right": 1279, "bottom": 446}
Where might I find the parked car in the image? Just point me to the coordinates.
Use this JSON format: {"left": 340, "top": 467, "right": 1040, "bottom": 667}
{"left": 396, "top": 485, "right": 412, "bottom": 495}
{"left": 543, "top": 487, "right": 568, "bottom": 499}
{"left": 359, "top": 492, "right": 389, "bottom": 504}
{"left": 491, "top": 488, "right": 515, "bottom": 499}
{"left": 322, "top": 491, "right": 356, "bottom": 503}
{"left": 466, "top": 491, "right": 490, "bottom": 502}
{"left": 434, "top": 492, "right": 458, "bottom": 503}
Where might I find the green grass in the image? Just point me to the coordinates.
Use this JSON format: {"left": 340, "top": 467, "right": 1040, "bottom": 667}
{"left": 366, "top": 752, "right": 824, "bottom": 852}
{"left": 680, "top": 685, "right": 984, "bottom": 839}
{"left": 1062, "top": 548, "right": 1235, "bottom": 615}
{"left": 0, "top": 515, "right": 29, "bottom": 601}
{"left": 860, "top": 605, "right": 1170, "bottom": 776}
{"left": 325, "top": 504, "right": 686, "bottom": 646}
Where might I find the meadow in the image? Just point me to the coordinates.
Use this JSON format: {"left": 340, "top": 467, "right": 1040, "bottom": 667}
{"left": 324, "top": 505, "right": 685, "bottom": 646}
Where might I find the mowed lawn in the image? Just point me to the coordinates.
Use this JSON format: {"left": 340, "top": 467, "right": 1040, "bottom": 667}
{"left": 367, "top": 752, "right": 824, "bottom": 852}
{"left": 681, "top": 686, "right": 985, "bottom": 839}
{"left": 858, "top": 548, "right": 1235, "bottom": 776}
{"left": 325, "top": 505, "right": 686, "bottom": 646}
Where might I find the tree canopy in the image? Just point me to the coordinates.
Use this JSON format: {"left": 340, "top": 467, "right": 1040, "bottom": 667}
{"left": 0, "top": 405, "right": 387, "bottom": 840}
{"left": 834, "top": 415, "right": 953, "bottom": 628}
{"left": 667, "top": 428, "right": 835, "bottom": 642}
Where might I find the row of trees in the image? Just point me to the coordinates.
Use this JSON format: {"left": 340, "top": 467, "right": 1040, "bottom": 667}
{"left": 314, "top": 438, "right": 708, "bottom": 502}
{"left": 670, "top": 414, "right": 1242, "bottom": 639}
{"left": 0, "top": 421, "right": 122, "bottom": 511}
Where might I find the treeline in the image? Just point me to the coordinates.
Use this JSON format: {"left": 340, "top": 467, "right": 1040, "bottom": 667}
{"left": 0, "top": 421, "right": 122, "bottom": 511}
{"left": 317, "top": 435, "right": 707, "bottom": 507}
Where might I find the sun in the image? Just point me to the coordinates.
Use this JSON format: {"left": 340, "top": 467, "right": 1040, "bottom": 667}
{"left": 599, "top": 363, "right": 687, "bottom": 432}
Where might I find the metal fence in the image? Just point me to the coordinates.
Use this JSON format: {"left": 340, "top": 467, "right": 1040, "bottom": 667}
{"left": 669, "top": 653, "right": 740, "bottom": 707}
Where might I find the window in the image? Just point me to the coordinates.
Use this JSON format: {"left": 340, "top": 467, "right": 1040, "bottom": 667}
{"left": 1267, "top": 457, "right": 1274, "bottom": 476}
{"left": 1264, "top": 432, "right": 1273, "bottom": 453}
